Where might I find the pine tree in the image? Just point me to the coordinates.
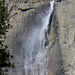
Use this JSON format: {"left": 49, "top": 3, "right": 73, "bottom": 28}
{"left": 0, "top": 0, "right": 14, "bottom": 75}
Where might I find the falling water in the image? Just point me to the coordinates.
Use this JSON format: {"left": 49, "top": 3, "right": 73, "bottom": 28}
{"left": 22, "top": 0, "right": 55, "bottom": 75}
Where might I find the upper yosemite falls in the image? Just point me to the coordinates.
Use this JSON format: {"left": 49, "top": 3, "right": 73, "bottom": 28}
{"left": 23, "top": 1, "right": 54, "bottom": 75}
{"left": 3, "top": 0, "right": 75, "bottom": 75}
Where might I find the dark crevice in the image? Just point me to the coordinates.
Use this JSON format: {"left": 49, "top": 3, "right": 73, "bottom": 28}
{"left": 74, "top": 36, "right": 75, "bottom": 42}
{"left": 18, "top": 8, "right": 35, "bottom": 12}
{"left": 44, "top": 31, "right": 49, "bottom": 47}
{"left": 48, "top": 9, "right": 54, "bottom": 35}
{"left": 44, "top": 6, "right": 55, "bottom": 48}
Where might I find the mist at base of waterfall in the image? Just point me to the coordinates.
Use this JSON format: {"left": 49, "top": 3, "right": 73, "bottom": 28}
{"left": 21, "top": 1, "right": 55, "bottom": 75}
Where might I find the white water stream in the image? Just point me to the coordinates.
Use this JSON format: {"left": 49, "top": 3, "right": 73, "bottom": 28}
{"left": 23, "top": 1, "right": 55, "bottom": 75}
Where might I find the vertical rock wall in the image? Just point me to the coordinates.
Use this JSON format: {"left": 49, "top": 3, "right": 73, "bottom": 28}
{"left": 5, "top": 0, "right": 75, "bottom": 75}
{"left": 47, "top": 0, "right": 75, "bottom": 75}
{"left": 55, "top": 0, "right": 75, "bottom": 75}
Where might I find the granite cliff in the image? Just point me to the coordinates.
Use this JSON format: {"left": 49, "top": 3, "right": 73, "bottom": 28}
{"left": 5, "top": 0, "right": 75, "bottom": 75}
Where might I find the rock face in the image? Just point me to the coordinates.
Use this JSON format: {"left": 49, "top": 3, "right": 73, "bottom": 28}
{"left": 48, "top": 0, "right": 75, "bottom": 75}
{"left": 55, "top": 0, "right": 75, "bottom": 75}
{"left": 5, "top": 0, "right": 75, "bottom": 75}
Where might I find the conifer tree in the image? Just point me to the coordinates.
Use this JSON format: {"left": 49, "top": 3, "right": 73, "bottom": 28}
{"left": 0, "top": 0, "right": 14, "bottom": 75}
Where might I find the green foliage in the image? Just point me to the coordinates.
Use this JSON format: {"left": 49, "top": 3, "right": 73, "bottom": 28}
{"left": 0, "top": 0, "right": 14, "bottom": 75}
{"left": 0, "top": 0, "right": 9, "bottom": 35}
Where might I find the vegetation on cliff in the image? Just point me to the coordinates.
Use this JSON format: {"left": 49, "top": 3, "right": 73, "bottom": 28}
{"left": 0, "top": 0, "right": 14, "bottom": 75}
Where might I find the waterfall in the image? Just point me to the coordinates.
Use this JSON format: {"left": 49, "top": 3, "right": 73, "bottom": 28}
{"left": 22, "top": 1, "right": 55, "bottom": 75}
